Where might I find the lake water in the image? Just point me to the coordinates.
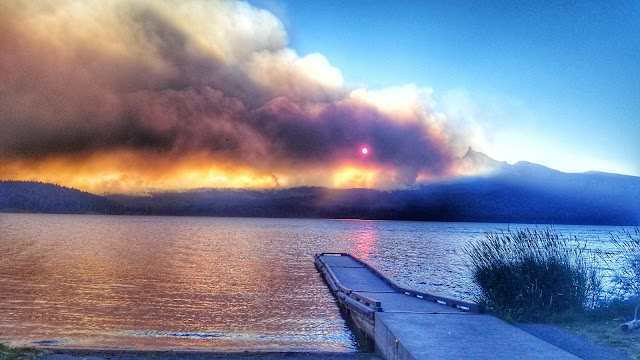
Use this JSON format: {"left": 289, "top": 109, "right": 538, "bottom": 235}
{"left": 0, "top": 214, "right": 624, "bottom": 351}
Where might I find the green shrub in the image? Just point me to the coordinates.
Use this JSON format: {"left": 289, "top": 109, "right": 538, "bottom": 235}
{"left": 465, "top": 228, "right": 602, "bottom": 322}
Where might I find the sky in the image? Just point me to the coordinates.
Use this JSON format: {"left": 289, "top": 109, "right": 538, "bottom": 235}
{"left": 0, "top": 0, "right": 638, "bottom": 194}
{"left": 256, "top": 0, "right": 640, "bottom": 176}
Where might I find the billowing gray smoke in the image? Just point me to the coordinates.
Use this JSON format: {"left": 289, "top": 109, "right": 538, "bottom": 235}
{"left": 0, "top": 0, "right": 467, "bottom": 192}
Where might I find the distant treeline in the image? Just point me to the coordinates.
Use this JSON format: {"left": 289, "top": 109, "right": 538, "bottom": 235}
{"left": 0, "top": 181, "right": 121, "bottom": 215}
{"left": 1, "top": 162, "right": 639, "bottom": 225}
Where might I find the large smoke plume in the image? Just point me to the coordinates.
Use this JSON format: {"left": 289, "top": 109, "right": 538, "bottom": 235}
{"left": 0, "top": 0, "right": 471, "bottom": 193}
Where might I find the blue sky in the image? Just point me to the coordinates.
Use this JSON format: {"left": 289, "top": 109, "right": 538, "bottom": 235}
{"left": 250, "top": 0, "right": 640, "bottom": 176}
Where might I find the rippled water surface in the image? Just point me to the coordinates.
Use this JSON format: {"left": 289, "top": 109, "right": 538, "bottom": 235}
{"left": 0, "top": 214, "right": 623, "bottom": 351}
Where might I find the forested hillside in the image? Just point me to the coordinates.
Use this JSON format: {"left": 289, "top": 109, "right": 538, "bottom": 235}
{"left": 0, "top": 181, "right": 119, "bottom": 214}
{"left": 2, "top": 162, "right": 639, "bottom": 226}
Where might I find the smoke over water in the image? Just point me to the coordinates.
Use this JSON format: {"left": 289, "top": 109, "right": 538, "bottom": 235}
{"left": 0, "top": 0, "right": 474, "bottom": 193}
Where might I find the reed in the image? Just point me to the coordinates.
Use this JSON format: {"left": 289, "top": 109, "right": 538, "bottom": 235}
{"left": 465, "top": 228, "right": 602, "bottom": 322}
{"left": 610, "top": 228, "right": 640, "bottom": 298}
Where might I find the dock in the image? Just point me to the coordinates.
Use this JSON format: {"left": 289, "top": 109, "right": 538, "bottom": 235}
{"left": 314, "top": 253, "right": 582, "bottom": 360}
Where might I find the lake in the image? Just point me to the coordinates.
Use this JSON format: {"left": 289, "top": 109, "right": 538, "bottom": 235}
{"left": 0, "top": 214, "right": 623, "bottom": 351}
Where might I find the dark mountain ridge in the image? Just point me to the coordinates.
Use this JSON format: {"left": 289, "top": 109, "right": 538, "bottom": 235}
{"left": 1, "top": 154, "right": 639, "bottom": 225}
{"left": 0, "top": 181, "right": 121, "bottom": 214}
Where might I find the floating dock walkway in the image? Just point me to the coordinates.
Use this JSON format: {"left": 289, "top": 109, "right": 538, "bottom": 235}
{"left": 314, "top": 253, "right": 583, "bottom": 360}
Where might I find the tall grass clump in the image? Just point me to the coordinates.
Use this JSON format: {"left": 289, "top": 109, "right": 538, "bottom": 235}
{"left": 466, "top": 228, "right": 602, "bottom": 322}
{"left": 0, "top": 343, "right": 41, "bottom": 360}
{"left": 610, "top": 228, "right": 640, "bottom": 299}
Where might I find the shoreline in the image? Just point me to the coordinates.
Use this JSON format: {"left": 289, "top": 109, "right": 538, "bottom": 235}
{"left": 39, "top": 349, "right": 380, "bottom": 360}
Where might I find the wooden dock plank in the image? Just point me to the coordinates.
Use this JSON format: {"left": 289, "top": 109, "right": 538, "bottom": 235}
{"left": 320, "top": 254, "right": 366, "bottom": 268}
{"left": 329, "top": 267, "right": 395, "bottom": 293}
{"left": 355, "top": 291, "right": 467, "bottom": 314}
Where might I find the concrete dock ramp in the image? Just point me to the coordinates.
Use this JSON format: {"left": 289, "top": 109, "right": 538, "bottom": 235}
{"left": 315, "top": 253, "right": 584, "bottom": 360}
{"left": 375, "top": 312, "right": 580, "bottom": 360}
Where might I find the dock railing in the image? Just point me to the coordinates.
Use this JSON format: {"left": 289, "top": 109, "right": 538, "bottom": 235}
{"left": 314, "top": 253, "right": 383, "bottom": 318}
{"left": 314, "top": 253, "right": 482, "bottom": 315}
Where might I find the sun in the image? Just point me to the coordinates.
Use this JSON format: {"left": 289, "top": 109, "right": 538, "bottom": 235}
{"left": 361, "top": 147, "right": 369, "bottom": 155}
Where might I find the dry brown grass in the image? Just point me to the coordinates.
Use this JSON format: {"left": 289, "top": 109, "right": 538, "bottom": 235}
{"left": 561, "top": 318, "right": 640, "bottom": 359}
